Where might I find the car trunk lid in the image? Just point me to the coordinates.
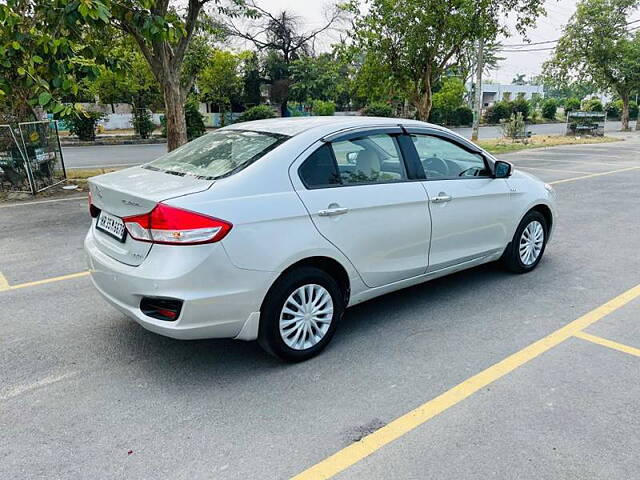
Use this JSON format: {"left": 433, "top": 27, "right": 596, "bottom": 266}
{"left": 88, "top": 166, "right": 213, "bottom": 266}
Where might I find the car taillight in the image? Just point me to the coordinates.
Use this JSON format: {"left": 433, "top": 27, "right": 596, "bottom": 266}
{"left": 123, "top": 203, "right": 232, "bottom": 245}
{"left": 88, "top": 192, "right": 100, "bottom": 218}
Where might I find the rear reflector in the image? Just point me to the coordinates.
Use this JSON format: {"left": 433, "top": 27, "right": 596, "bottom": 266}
{"left": 88, "top": 192, "right": 101, "bottom": 218}
{"left": 123, "top": 203, "right": 232, "bottom": 245}
{"left": 140, "top": 297, "right": 183, "bottom": 322}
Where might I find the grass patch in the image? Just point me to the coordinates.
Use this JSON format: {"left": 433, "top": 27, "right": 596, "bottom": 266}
{"left": 476, "top": 135, "right": 621, "bottom": 154}
{"left": 66, "top": 168, "right": 118, "bottom": 181}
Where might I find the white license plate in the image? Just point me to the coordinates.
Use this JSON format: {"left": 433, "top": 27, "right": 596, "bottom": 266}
{"left": 97, "top": 211, "right": 126, "bottom": 242}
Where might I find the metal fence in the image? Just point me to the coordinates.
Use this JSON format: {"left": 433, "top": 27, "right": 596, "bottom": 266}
{"left": 0, "top": 124, "right": 31, "bottom": 193}
{"left": 0, "top": 120, "right": 66, "bottom": 195}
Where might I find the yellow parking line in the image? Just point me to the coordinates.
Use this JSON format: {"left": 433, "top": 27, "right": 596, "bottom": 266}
{"left": 291, "top": 283, "right": 640, "bottom": 480}
{"left": 0, "top": 271, "right": 90, "bottom": 292}
{"left": 574, "top": 331, "right": 640, "bottom": 358}
{"left": 0, "top": 272, "right": 9, "bottom": 291}
{"left": 549, "top": 166, "right": 640, "bottom": 185}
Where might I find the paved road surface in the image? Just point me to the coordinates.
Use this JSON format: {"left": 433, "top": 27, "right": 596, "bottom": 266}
{"left": 62, "top": 120, "right": 626, "bottom": 169}
{"left": 2, "top": 137, "right": 640, "bottom": 479}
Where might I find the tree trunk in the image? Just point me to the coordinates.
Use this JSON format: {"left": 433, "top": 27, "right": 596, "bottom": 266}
{"left": 621, "top": 94, "right": 630, "bottom": 131}
{"left": 163, "top": 79, "right": 188, "bottom": 151}
{"left": 280, "top": 98, "right": 288, "bottom": 117}
{"left": 414, "top": 90, "right": 432, "bottom": 122}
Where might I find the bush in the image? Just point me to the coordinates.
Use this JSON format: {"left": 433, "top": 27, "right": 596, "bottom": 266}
{"left": 564, "top": 97, "right": 581, "bottom": 113}
{"left": 132, "top": 108, "right": 155, "bottom": 139}
{"left": 237, "top": 105, "right": 276, "bottom": 123}
{"left": 452, "top": 106, "right": 473, "bottom": 126}
{"left": 583, "top": 98, "right": 603, "bottom": 112}
{"left": 630, "top": 101, "right": 638, "bottom": 120}
{"left": 511, "top": 98, "right": 530, "bottom": 120}
{"left": 362, "top": 102, "right": 394, "bottom": 117}
{"left": 541, "top": 98, "right": 558, "bottom": 120}
{"left": 605, "top": 101, "right": 620, "bottom": 119}
{"left": 185, "top": 99, "right": 206, "bottom": 140}
{"left": 66, "top": 111, "right": 104, "bottom": 141}
{"left": 312, "top": 100, "right": 336, "bottom": 116}
{"left": 484, "top": 100, "right": 512, "bottom": 123}
{"left": 501, "top": 112, "right": 526, "bottom": 140}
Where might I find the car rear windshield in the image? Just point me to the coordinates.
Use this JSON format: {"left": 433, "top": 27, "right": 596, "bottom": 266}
{"left": 144, "top": 129, "right": 289, "bottom": 180}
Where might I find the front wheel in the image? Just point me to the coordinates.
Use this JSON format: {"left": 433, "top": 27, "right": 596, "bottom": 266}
{"left": 258, "top": 266, "right": 344, "bottom": 362}
{"left": 501, "top": 211, "right": 548, "bottom": 273}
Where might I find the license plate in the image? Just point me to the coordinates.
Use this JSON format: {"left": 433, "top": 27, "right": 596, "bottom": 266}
{"left": 96, "top": 211, "right": 126, "bottom": 242}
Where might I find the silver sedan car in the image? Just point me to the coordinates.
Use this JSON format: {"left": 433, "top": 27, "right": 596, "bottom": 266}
{"left": 85, "top": 117, "right": 557, "bottom": 361}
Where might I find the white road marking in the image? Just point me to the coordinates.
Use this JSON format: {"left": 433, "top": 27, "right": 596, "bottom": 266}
{"left": 0, "top": 195, "right": 86, "bottom": 208}
{"left": 0, "top": 372, "right": 78, "bottom": 402}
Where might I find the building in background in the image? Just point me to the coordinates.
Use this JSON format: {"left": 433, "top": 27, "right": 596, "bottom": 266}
{"left": 479, "top": 84, "right": 545, "bottom": 107}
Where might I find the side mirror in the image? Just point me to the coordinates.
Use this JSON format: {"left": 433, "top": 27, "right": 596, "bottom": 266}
{"left": 494, "top": 160, "right": 512, "bottom": 178}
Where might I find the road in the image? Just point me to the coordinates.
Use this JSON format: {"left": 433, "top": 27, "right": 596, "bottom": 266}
{"left": 2, "top": 137, "right": 640, "bottom": 479}
{"left": 61, "top": 120, "right": 626, "bottom": 169}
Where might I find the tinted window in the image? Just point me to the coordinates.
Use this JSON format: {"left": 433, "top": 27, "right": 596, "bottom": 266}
{"left": 298, "top": 144, "right": 341, "bottom": 188}
{"left": 411, "top": 135, "right": 490, "bottom": 179}
{"left": 146, "top": 129, "right": 288, "bottom": 179}
{"left": 331, "top": 134, "right": 406, "bottom": 185}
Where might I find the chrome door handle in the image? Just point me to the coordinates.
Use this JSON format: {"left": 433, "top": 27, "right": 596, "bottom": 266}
{"left": 318, "top": 207, "right": 349, "bottom": 217}
{"left": 431, "top": 193, "right": 452, "bottom": 203}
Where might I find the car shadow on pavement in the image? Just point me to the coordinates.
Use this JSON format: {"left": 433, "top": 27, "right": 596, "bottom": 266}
{"left": 100, "top": 260, "right": 532, "bottom": 389}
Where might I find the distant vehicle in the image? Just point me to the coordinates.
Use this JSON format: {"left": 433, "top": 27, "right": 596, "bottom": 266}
{"left": 85, "top": 117, "right": 557, "bottom": 361}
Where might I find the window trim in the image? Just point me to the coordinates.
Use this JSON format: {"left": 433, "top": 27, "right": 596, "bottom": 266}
{"left": 402, "top": 128, "right": 495, "bottom": 181}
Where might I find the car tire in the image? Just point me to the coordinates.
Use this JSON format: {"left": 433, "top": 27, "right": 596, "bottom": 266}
{"left": 501, "top": 210, "right": 548, "bottom": 273}
{"left": 258, "top": 266, "right": 345, "bottom": 362}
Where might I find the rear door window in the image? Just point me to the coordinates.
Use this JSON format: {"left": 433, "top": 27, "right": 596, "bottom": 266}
{"left": 146, "top": 129, "right": 288, "bottom": 179}
{"left": 298, "top": 144, "right": 341, "bottom": 189}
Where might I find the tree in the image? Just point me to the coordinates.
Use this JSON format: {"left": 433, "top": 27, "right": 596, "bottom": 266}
{"left": 289, "top": 54, "right": 341, "bottom": 104}
{"left": 543, "top": 0, "right": 640, "bottom": 130}
{"left": 225, "top": 2, "right": 343, "bottom": 116}
{"left": 345, "top": 0, "right": 545, "bottom": 121}
{"left": 241, "top": 51, "right": 263, "bottom": 107}
{"left": 107, "top": 0, "right": 245, "bottom": 150}
{"left": 541, "top": 98, "right": 558, "bottom": 119}
{"left": 199, "top": 50, "right": 242, "bottom": 126}
{"left": 0, "top": 0, "right": 110, "bottom": 122}
{"left": 511, "top": 74, "right": 527, "bottom": 85}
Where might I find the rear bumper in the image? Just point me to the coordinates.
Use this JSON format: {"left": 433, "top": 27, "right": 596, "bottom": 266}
{"left": 85, "top": 231, "right": 272, "bottom": 340}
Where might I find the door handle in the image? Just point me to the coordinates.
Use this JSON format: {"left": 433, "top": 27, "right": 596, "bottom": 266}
{"left": 318, "top": 207, "right": 349, "bottom": 217}
{"left": 431, "top": 192, "right": 452, "bottom": 203}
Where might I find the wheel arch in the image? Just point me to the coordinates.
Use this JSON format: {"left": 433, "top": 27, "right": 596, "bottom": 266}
{"left": 529, "top": 203, "right": 553, "bottom": 233}
{"left": 266, "top": 256, "right": 351, "bottom": 308}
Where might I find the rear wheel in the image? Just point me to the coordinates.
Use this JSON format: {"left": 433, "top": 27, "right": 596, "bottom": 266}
{"left": 501, "top": 210, "right": 548, "bottom": 273}
{"left": 258, "top": 266, "right": 344, "bottom": 362}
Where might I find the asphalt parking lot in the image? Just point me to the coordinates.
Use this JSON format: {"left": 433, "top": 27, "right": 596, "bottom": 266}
{"left": 2, "top": 137, "right": 640, "bottom": 479}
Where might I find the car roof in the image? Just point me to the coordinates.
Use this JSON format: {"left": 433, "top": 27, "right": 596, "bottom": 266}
{"left": 224, "top": 115, "right": 449, "bottom": 138}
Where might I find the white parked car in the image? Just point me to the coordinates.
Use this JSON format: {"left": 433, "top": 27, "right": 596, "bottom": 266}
{"left": 85, "top": 117, "right": 556, "bottom": 361}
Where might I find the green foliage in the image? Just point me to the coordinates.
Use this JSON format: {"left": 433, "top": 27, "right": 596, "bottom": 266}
{"left": 66, "top": 111, "right": 105, "bottom": 141}
{"left": 501, "top": 112, "right": 526, "bottom": 140}
{"left": 237, "top": 105, "right": 276, "bottom": 123}
{"left": 312, "top": 100, "right": 336, "bottom": 116}
{"left": 543, "top": 0, "right": 640, "bottom": 129}
{"left": 583, "top": 98, "right": 603, "bottom": 112}
{"left": 485, "top": 100, "right": 512, "bottom": 123}
{"left": 453, "top": 106, "right": 473, "bottom": 126}
{"left": 510, "top": 98, "right": 530, "bottom": 120}
{"left": 630, "top": 101, "right": 638, "bottom": 119}
{"left": 345, "top": 0, "right": 546, "bottom": 120}
{"left": 199, "top": 49, "right": 243, "bottom": 126}
{"left": 241, "top": 51, "right": 262, "bottom": 107}
{"left": 132, "top": 108, "right": 155, "bottom": 139}
{"left": 289, "top": 54, "right": 341, "bottom": 104}
{"left": 185, "top": 99, "right": 205, "bottom": 141}
{"left": 362, "top": 102, "right": 394, "bottom": 117}
{"left": 0, "top": 0, "right": 110, "bottom": 121}
{"left": 605, "top": 101, "right": 620, "bottom": 118}
{"left": 564, "top": 97, "right": 582, "bottom": 113}
{"left": 541, "top": 98, "right": 558, "bottom": 119}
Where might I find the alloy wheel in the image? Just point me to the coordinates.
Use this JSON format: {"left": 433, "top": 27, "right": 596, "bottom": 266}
{"left": 279, "top": 284, "right": 334, "bottom": 350}
{"left": 519, "top": 220, "right": 544, "bottom": 266}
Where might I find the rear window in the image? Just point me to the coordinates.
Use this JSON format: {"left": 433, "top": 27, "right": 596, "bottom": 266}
{"left": 144, "top": 129, "right": 289, "bottom": 180}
